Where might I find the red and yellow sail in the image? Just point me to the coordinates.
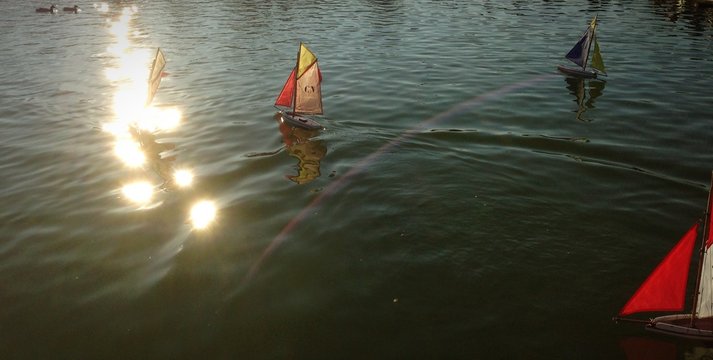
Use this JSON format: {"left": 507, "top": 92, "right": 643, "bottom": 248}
{"left": 275, "top": 43, "right": 323, "bottom": 115}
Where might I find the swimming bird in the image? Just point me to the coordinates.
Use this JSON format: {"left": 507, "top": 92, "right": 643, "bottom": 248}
{"left": 62, "top": 5, "right": 81, "bottom": 13}
{"left": 35, "top": 5, "right": 58, "bottom": 13}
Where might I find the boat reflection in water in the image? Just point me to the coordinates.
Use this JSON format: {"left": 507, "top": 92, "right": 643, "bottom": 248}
{"left": 619, "top": 337, "right": 677, "bottom": 360}
{"left": 128, "top": 126, "right": 180, "bottom": 190}
{"left": 564, "top": 76, "right": 605, "bottom": 122}
{"left": 275, "top": 113, "right": 327, "bottom": 184}
{"left": 620, "top": 337, "right": 713, "bottom": 360}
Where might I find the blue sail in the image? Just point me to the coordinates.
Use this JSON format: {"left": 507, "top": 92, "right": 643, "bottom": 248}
{"left": 565, "top": 27, "right": 593, "bottom": 69}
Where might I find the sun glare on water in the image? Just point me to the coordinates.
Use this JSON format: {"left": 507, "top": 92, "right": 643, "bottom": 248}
{"left": 122, "top": 181, "right": 153, "bottom": 204}
{"left": 104, "top": 4, "right": 215, "bottom": 235}
{"left": 114, "top": 139, "right": 146, "bottom": 167}
{"left": 174, "top": 169, "right": 194, "bottom": 187}
{"left": 190, "top": 201, "right": 217, "bottom": 230}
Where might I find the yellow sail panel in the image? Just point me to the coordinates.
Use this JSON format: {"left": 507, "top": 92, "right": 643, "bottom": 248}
{"left": 295, "top": 62, "right": 322, "bottom": 114}
{"left": 146, "top": 48, "right": 166, "bottom": 106}
{"left": 297, "top": 43, "right": 317, "bottom": 78}
{"left": 591, "top": 37, "right": 606, "bottom": 75}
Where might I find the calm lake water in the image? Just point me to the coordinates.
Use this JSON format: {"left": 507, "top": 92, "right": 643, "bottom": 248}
{"left": 2, "top": 0, "right": 713, "bottom": 358}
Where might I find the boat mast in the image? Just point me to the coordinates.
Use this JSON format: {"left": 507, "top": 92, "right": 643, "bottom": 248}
{"left": 690, "top": 172, "right": 713, "bottom": 327}
{"left": 291, "top": 42, "right": 301, "bottom": 115}
{"left": 583, "top": 15, "right": 597, "bottom": 71}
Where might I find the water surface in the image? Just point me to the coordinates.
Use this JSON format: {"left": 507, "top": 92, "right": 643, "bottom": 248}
{"left": 2, "top": 0, "right": 713, "bottom": 358}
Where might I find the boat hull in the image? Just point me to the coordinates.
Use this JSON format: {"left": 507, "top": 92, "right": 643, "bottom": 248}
{"left": 557, "top": 65, "right": 598, "bottom": 78}
{"left": 646, "top": 314, "right": 713, "bottom": 341}
{"left": 279, "top": 111, "right": 324, "bottom": 130}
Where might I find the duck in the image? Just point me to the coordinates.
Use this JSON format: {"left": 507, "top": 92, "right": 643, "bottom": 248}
{"left": 35, "top": 5, "right": 58, "bottom": 13}
{"left": 62, "top": 5, "right": 81, "bottom": 13}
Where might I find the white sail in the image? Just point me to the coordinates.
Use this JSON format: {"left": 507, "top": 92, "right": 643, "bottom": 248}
{"left": 146, "top": 48, "right": 166, "bottom": 106}
{"left": 294, "top": 62, "right": 322, "bottom": 115}
{"left": 696, "top": 244, "right": 713, "bottom": 318}
{"left": 696, "top": 185, "right": 713, "bottom": 319}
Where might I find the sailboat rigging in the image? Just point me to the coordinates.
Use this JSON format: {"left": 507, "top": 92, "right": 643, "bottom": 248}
{"left": 614, "top": 172, "right": 713, "bottom": 341}
{"left": 557, "top": 15, "right": 607, "bottom": 78}
{"left": 274, "top": 42, "right": 324, "bottom": 130}
{"left": 146, "top": 48, "right": 166, "bottom": 107}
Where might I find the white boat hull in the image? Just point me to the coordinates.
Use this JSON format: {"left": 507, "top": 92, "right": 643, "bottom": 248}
{"left": 646, "top": 314, "right": 713, "bottom": 341}
{"left": 279, "top": 111, "right": 323, "bottom": 130}
{"left": 557, "top": 65, "right": 598, "bottom": 78}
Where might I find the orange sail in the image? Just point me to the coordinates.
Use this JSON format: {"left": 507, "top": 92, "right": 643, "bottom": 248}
{"left": 619, "top": 223, "right": 699, "bottom": 316}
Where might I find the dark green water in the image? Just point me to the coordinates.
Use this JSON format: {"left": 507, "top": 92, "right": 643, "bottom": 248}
{"left": 1, "top": 0, "right": 713, "bottom": 358}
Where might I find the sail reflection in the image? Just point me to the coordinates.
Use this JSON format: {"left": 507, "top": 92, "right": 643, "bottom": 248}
{"left": 619, "top": 337, "right": 677, "bottom": 360}
{"left": 129, "top": 126, "right": 179, "bottom": 190}
{"left": 564, "top": 76, "right": 605, "bottom": 122}
{"left": 276, "top": 113, "right": 327, "bottom": 184}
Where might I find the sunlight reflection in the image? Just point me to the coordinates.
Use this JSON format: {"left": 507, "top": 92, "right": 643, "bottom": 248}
{"left": 103, "top": 4, "right": 206, "bottom": 229}
{"left": 122, "top": 181, "right": 153, "bottom": 204}
{"left": 135, "top": 107, "right": 182, "bottom": 132}
{"left": 103, "top": 6, "right": 182, "bottom": 164}
{"left": 114, "top": 139, "right": 146, "bottom": 167}
{"left": 174, "top": 169, "right": 194, "bottom": 188}
{"left": 190, "top": 201, "right": 217, "bottom": 230}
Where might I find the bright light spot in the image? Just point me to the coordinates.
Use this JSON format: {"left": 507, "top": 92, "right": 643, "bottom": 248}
{"left": 174, "top": 169, "right": 193, "bottom": 187}
{"left": 102, "top": 121, "right": 131, "bottom": 137}
{"left": 122, "top": 181, "right": 153, "bottom": 204}
{"left": 135, "top": 107, "right": 182, "bottom": 132}
{"left": 114, "top": 139, "right": 145, "bottom": 167}
{"left": 112, "top": 88, "right": 147, "bottom": 121}
{"left": 190, "top": 201, "right": 217, "bottom": 230}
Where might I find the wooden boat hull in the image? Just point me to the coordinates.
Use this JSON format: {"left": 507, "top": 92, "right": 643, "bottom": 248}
{"left": 280, "top": 111, "right": 324, "bottom": 130}
{"left": 646, "top": 314, "right": 713, "bottom": 341}
{"left": 557, "top": 65, "right": 597, "bottom": 78}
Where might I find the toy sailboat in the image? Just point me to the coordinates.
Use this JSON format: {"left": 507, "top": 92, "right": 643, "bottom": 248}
{"left": 274, "top": 42, "right": 324, "bottom": 130}
{"left": 557, "top": 15, "right": 607, "bottom": 78}
{"left": 146, "top": 48, "right": 166, "bottom": 107}
{"left": 614, "top": 172, "right": 713, "bottom": 341}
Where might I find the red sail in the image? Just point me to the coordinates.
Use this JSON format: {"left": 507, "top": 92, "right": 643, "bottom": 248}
{"left": 619, "top": 223, "right": 699, "bottom": 316}
{"left": 275, "top": 67, "right": 296, "bottom": 108}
